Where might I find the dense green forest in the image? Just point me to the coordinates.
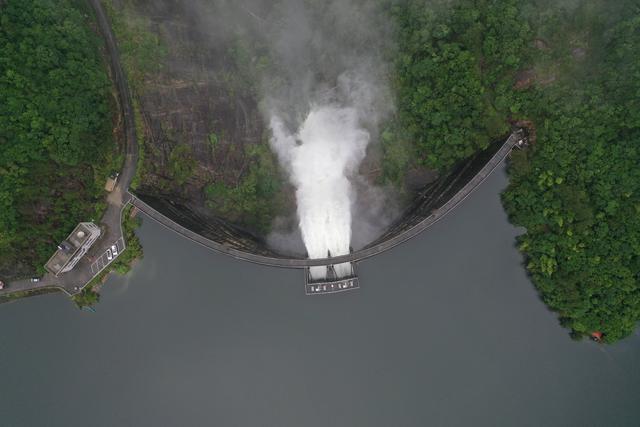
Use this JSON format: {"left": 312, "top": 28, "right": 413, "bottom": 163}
{"left": 0, "top": 0, "right": 115, "bottom": 278}
{"left": 393, "top": 0, "right": 640, "bottom": 342}
{"left": 388, "top": 0, "right": 530, "bottom": 175}
{"left": 502, "top": 4, "right": 640, "bottom": 342}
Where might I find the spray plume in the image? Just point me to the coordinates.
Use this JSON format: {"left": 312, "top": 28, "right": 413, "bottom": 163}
{"left": 185, "top": 0, "right": 395, "bottom": 274}
{"left": 258, "top": 0, "right": 393, "bottom": 278}
{"left": 269, "top": 99, "right": 370, "bottom": 277}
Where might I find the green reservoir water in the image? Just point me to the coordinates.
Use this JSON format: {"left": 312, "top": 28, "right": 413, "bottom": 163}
{"left": 1, "top": 167, "right": 639, "bottom": 427}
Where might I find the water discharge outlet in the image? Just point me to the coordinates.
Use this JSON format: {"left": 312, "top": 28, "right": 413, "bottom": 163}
{"left": 269, "top": 103, "right": 369, "bottom": 279}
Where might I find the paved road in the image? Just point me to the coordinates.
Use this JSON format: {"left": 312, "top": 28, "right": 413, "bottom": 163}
{"left": 0, "top": 0, "right": 138, "bottom": 298}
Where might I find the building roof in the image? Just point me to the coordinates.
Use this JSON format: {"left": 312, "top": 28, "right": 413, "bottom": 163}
{"left": 45, "top": 223, "right": 100, "bottom": 275}
{"left": 105, "top": 177, "right": 117, "bottom": 192}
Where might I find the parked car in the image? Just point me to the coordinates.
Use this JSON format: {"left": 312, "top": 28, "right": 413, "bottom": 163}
{"left": 107, "top": 249, "right": 113, "bottom": 261}
{"left": 0, "top": 280, "right": 5, "bottom": 290}
{"left": 111, "top": 244, "right": 118, "bottom": 257}
{"left": 30, "top": 277, "right": 40, "bottom": 283}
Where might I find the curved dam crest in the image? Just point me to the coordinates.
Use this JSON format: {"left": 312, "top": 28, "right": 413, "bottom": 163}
{"left": 130, "top": 130, "right": 526, "bottom": 269}
{"left": 0, "top": 0, "right": 523, "bottom": 299}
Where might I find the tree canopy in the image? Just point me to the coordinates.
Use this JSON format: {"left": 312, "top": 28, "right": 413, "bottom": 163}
{"left": 502, "top": 6, "right": 640, "bottom": 342}
{"left": 393, "top": 0, "right": 640, "bottom": 342}
{"left": 391, "top": 0, "right": 531, "bottom": 172}
{"left": 0, "top": 0, "right": 114, "bottom": 277}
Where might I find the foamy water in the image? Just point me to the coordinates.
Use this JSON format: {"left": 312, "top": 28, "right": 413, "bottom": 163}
{"left": 270, "top": 106, "right": 368, "bottom": 278}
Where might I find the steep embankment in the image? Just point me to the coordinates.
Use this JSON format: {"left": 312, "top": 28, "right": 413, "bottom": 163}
{"left": 102, "top": 0, "right": 286, "bottom": 235}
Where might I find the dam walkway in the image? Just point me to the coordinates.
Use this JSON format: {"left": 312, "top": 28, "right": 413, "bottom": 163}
{"left": 130, "top": 130, "right": 526, "bottom": 269}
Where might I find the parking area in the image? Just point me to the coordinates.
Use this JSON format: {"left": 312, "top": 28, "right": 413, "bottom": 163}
{"left": 90, "top": 237, "right": 125, "bottom": 274}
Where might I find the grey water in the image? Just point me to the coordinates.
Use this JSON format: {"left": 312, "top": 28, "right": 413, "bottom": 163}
{"left": 1, "top": 167, "right": 639, "bottom": 427}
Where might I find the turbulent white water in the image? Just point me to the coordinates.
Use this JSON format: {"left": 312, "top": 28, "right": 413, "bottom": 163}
{"left": 270, "top": 105, "right": 369, "bottom": 279}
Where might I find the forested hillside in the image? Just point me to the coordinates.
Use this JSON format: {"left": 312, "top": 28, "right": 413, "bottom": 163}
{"left": 388, "top": 0, "right": 530, "bottom": 174}
{"left": 392, "top": 0, "right": 640, "bottom": 342}
{"left": 0, "top": 0, "right": 115, "bottom": 278}
{"left": 502, "top": 6, "right": 640, "bottom": 342}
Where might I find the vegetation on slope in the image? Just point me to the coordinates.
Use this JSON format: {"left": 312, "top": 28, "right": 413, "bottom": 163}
{"left": 73, "top": 286, "right": 100, "bottom": 309}
{"left": 389, "top": 0, "right": 531, "bottom": 173}
{"left": 393, "top": 0, "right": 640, "bottom": 342}
{"left": 0, "top": 0, "right": 116, "bottom": 278}
{"left": 110, "top": 206, "right": 143, "bottom": 275}
{"left": 205, "top": 144, "right": 285, "bottom": 234}
{"left": 502, "top": 5, "right": 640, "bottom": 342}
{"left": 101, "top": 0, "right": 166, "bottom": 192}
{"left": 101, "top": 0, "right": 166, "bottom": 92}
{"left": 103, "top": 0, "right": 284, "bottom": 234}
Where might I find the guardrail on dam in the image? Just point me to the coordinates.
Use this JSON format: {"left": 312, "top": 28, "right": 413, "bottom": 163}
{"left": 130, "top": 130, "right": 525, "bottom": 269}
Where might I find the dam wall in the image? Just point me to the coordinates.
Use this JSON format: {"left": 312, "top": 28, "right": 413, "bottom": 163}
{"left": 131, "top": 130, "right": 524, "bottom": 268}
{"left": 365, "top": 135, "right": 508, "bottom": 247}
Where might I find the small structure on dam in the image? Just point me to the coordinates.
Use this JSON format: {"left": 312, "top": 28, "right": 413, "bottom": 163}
{"left": 305, "top": 262, "right": 360, "bottom": 295}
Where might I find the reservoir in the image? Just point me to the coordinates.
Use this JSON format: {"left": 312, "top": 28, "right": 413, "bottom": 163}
{"left": 1, "top": 167, "right": 639, "bottom": 427}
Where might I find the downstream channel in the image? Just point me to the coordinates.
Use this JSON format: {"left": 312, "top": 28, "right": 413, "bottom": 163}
{"left": 1, "top": 167, "right": 639, "bottom": 427}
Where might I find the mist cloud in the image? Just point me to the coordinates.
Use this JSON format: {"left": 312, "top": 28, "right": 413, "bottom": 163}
{"left": 256, "top": 0, "right": 394, "bottom": 277}
{"left": 182, "top": 0, "right": 396, "bottom": 272}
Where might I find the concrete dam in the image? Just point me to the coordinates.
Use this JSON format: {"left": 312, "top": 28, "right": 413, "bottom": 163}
{"left": 130, "top": 130, "right": 526, "bottom": 291}
{"left": 8, "top": 0, "right": 522, "bottom": 298}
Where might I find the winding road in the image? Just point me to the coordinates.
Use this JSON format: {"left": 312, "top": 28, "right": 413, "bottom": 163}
{"left": 0, "top": 0, "right": 138, "bottom": 298}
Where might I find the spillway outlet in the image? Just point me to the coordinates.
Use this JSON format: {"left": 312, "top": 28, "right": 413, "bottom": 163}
{"left": 304, "top": 262, "right": 360, "bottom": 295}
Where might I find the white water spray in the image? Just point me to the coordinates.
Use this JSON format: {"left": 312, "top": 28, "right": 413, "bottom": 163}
{"left": 270, "top": 104, "right": 369, "bottom": 278}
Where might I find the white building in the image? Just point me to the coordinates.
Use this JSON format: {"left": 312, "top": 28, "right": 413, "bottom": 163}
{"left": 45, "top": 222, "right": 101, "bottom": 276}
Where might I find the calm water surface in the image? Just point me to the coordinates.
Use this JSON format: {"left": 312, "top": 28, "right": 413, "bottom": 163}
{"left": 1, "top": 167, "right": 639, "bottom": 427}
